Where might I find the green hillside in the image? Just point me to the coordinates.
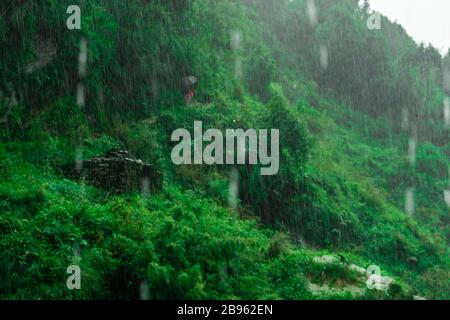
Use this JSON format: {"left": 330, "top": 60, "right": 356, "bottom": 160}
{"left": 0, "top": 0, "right": 448, "bottom": 300}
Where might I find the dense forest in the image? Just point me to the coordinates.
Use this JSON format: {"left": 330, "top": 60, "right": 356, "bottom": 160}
{"left": 0, "top": 0, "right": 449, "bottom": 299}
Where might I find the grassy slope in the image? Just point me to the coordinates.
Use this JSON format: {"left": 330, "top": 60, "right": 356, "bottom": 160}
{"left": 1, "top": 97, "right": 447, "bottom": 300}
{"left": 0, "top": 140, "right": 360, "bottom": 300}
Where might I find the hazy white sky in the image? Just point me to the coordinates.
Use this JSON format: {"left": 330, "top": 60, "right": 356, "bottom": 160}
{"left": 367, "top": 0, "right": 450, "bottom": 55}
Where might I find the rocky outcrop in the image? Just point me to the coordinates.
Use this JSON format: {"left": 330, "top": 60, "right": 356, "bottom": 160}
{"left": 68, "top": 149, "right": 163, "bottom": 194}
{"left": 308, "top": 254, "right": 409, "bottom": 298}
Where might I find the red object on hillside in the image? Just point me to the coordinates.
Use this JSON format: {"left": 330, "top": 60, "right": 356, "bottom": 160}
{"left": 184, "top": 89, "right": 195, "bottom": 104}
{"left": 181, "top": 76, "right": 198, "bottom": 104}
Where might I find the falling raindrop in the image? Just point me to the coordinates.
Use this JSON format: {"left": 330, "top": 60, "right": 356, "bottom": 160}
{"left": 139, "top": 280, "right": 150, "bottom": 300}
{"left": 231, "top": 30, "right": 242, "bottom": 51}
{"left": 228, "top": 168, "right": 239, "bottom": 209}
{"left": 75, "top": 147, "right": 83, "bottom": 173}
{"left": 443, "top": 70, "right": 450, "bottom": 93}
{"left": 234, "top": 57, "right": 243, "bottom": 80}
{"left": 444, "top": 190, "right": 450, "bottom": 207}
{"left": 320, "top": 45, "right": 329, "bottom": 70}
{"left": 448, "top": 167, "right": 450, "bottom": 187}
{"left": 405, "top": 188, "right": 415, "bottom": 216}
{"left": 141, "top": 177, "right": 150, "bottom": 198}
{"left": 408, "top": 137, "right": 416, "bottom": 166}
{"left": 230, "top": 29, "right": 243, "bottom": 80}
{"left": 76, "top": 83, "right": 85, "bottom": 108}
{"left": 306, "top": 0, "right": 318, "bottom": 27}
{"left": 151, "top": 72, "right": 159, "bottom": 99}
{"left": 401, "top": 108, "right": 409, "bottom": 130}
{"left": 78, "top": 38, "right": 88, "bottom": 78}
{"left": 444, "top": 96, "right": 450, "bottom": 126}
{"left": 445, "top": 168, "right": 450, "bottom": 207}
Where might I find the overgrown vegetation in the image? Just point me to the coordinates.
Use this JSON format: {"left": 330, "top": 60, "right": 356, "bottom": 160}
{"left": 0, "top": 0, "right": 448, "bottom": 299}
